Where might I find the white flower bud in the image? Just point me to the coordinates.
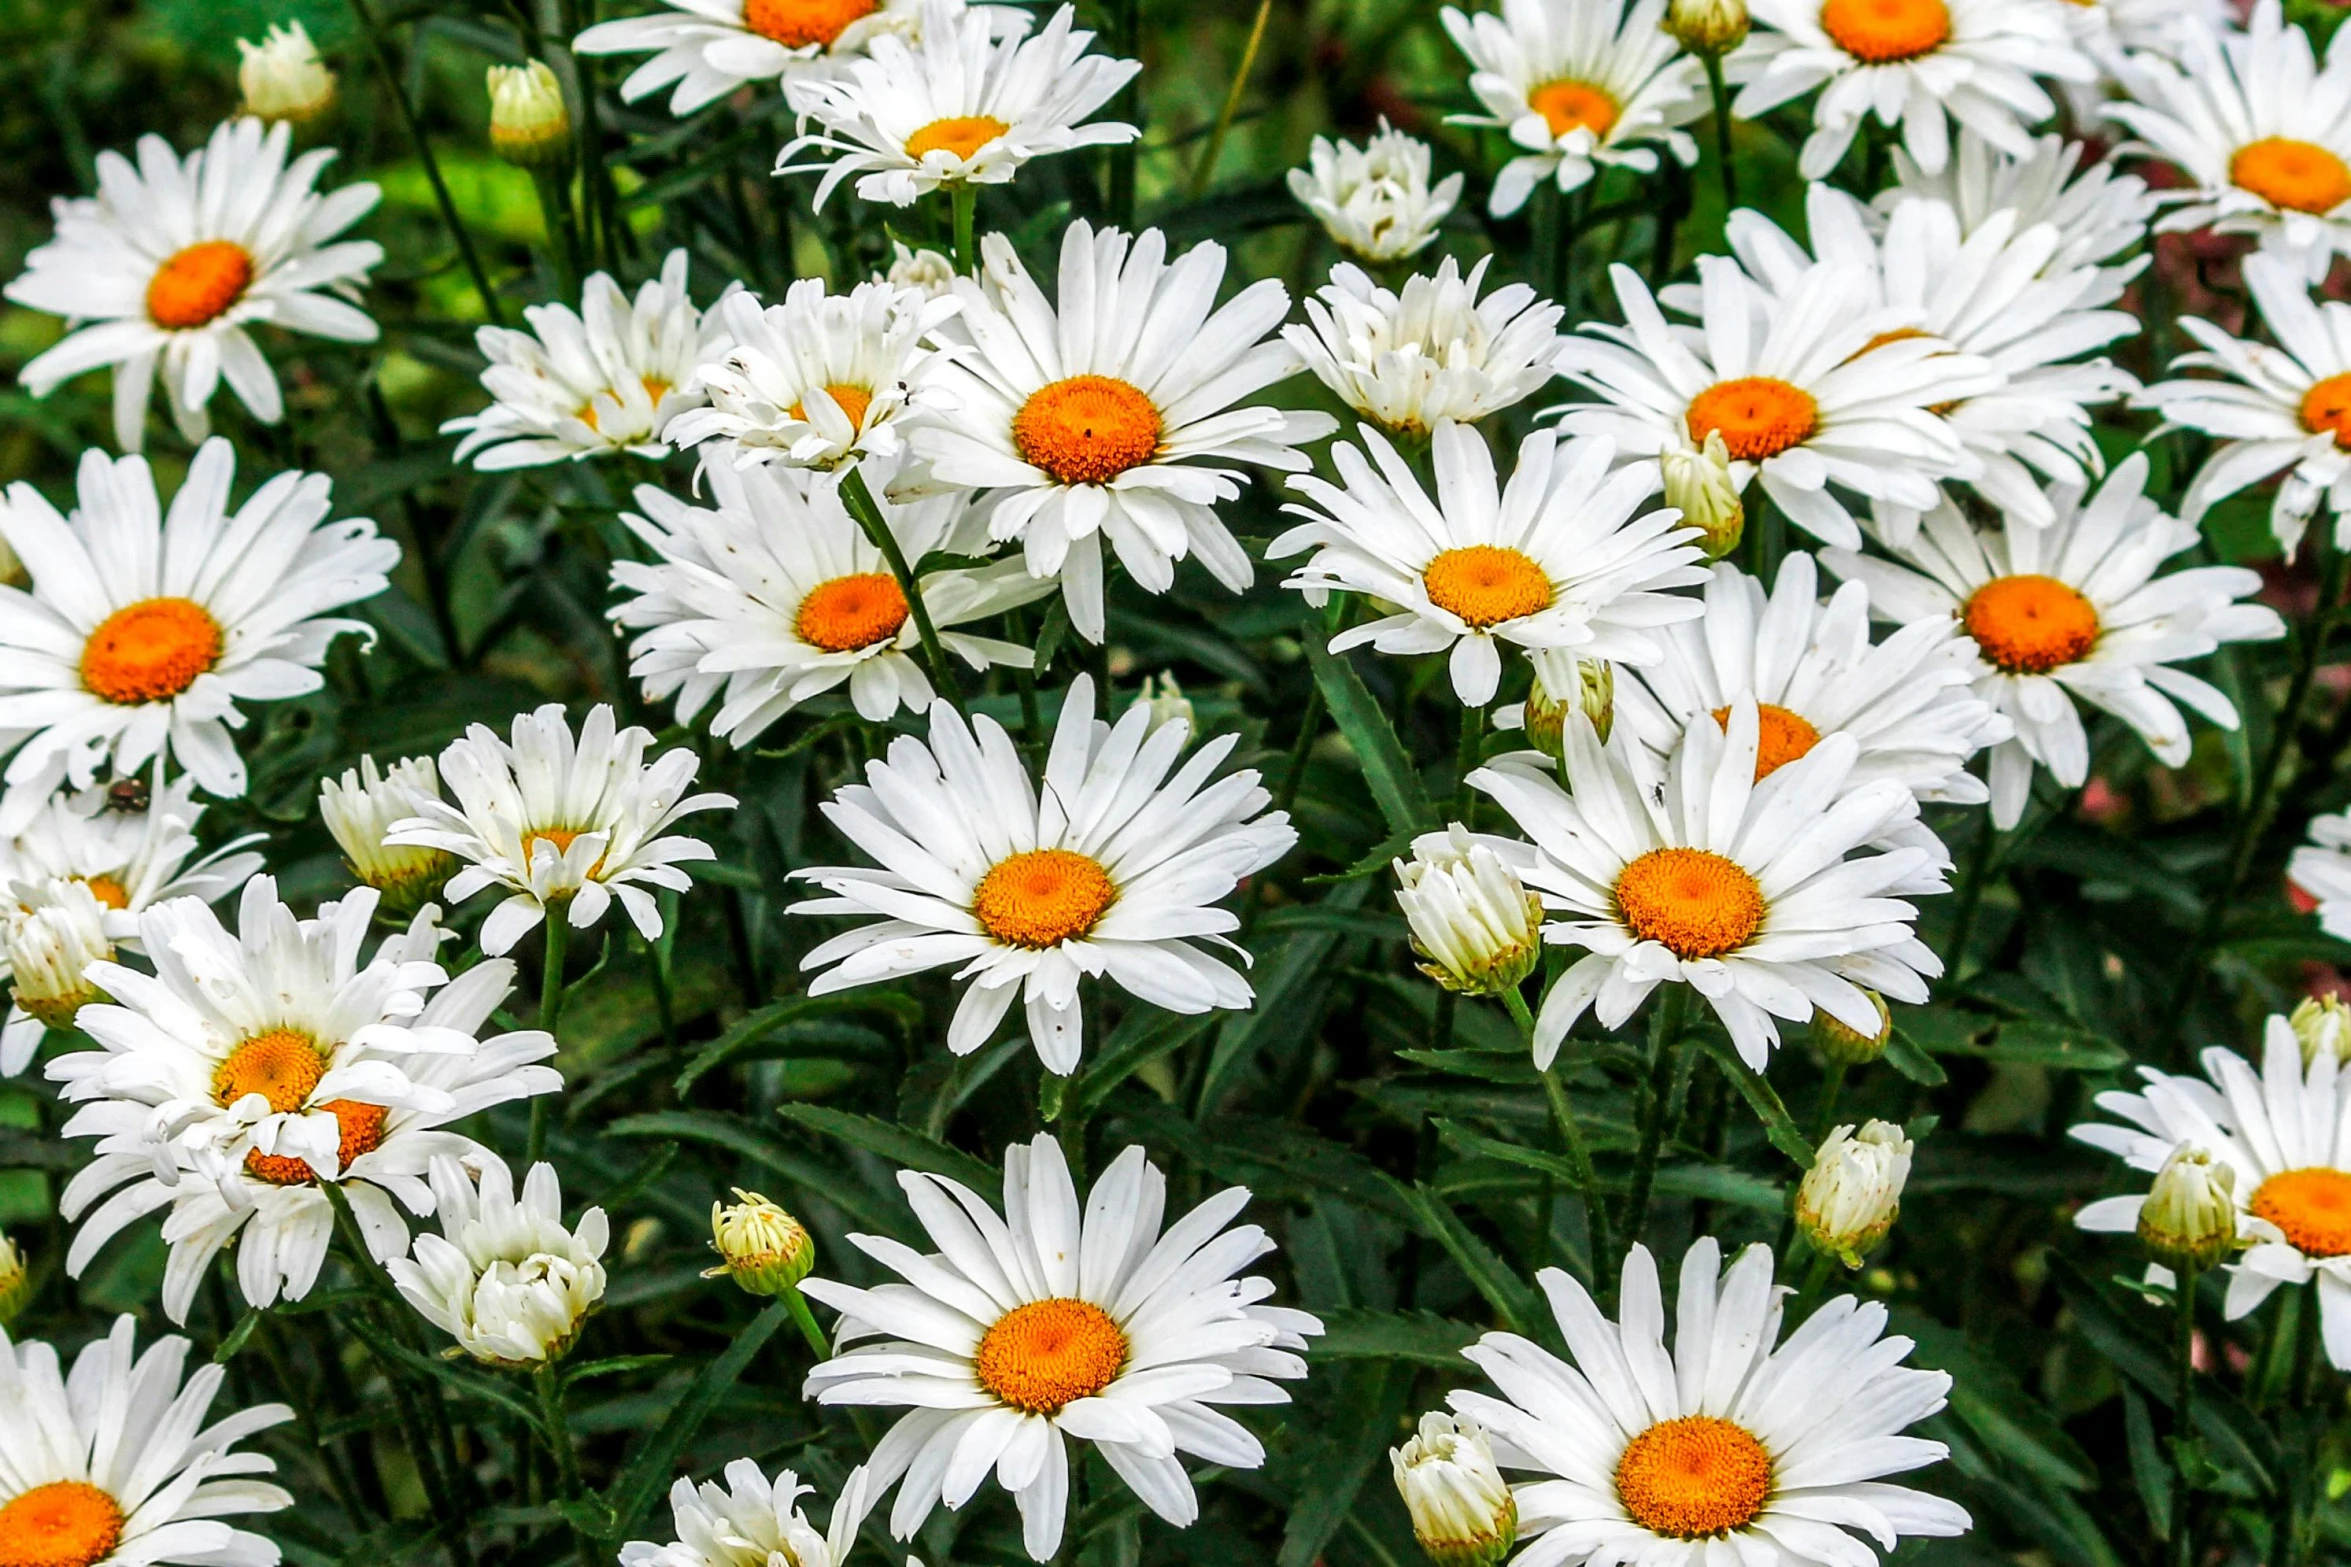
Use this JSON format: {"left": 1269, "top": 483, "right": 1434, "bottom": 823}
{"left": 0, "top": 1231, "right": 26, "bottom": 1325}
{"left": 1798, "top": 1120, "right": 1911, "bottom": 1267}
{"left": 1812, "top": 990, "right": 1892, "bottom": 1065}
{"left": 488, "top": 61, "right": 572, "bottom": 169}
{"left": 1395, "top": 825, "right": 1545, "bottom": 998}
{"left": 1132, "top": 673, "right": 1194, "bottom": 737}
{"left": 389, "top": 1157, "right": 608, "bottom": 1368}
{"left": 1287, "top": 121, "right": 1464, "bottom": 264}
{"left": 1661, "top": 432, "right": 1745, "bottom": 559}
{"left": 883, "top": 242, "right": 958, "bottom": 300}
{"left": 238, "top": 22, "right": 336, "bottom": 124}
{"left": 322, "top": 756, "right": 452, "bottom": 908}
{"left": 1664, "top": 0, "right": 1750, "bottom": 55}
{"left": 2291, "top": 995, "right": 2351, "bottom": 1067}
{"left": 1392, "top": 1413, "right": 1516, "bottom": 1567}
{"left": 1524, "top": 650, "right": 1612, "bottom": 761}
{"left": 2138, "top": 1145, "right": 2242, "bottom": 1276}
{"left": 704, "top": 1188, "right": 816, "bottom": 1297}
{"left": 5, "top": 881, "right": 114, "bottom": 1031}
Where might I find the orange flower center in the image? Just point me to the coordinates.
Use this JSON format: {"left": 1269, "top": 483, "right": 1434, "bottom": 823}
{"left": 2252, "top": 1167, "right": 2351, "bottom": 1257}
{"left": 1685, "top": 378, "right": 1819, "bottom": 463}
{"left": 973, "top": 848, "right": 1116, "bottom": 948}
{"left": 146, "top": 240, "right": 254, "bottom": 330}
{"left": 1528, "top": 79, "right": 1619, "bottom": 140}
{"left": 79, "top": 875, "right": 129, "bottom": 912}
{"left": 740, "top": 0, "right": 877, "bottom": 48}
{"left": 2300, "top": 371, "right": 2351, "bottom": 451}
{"left": 1616, "top": 1416, "right": 1775, "bottom": 1540}
{"left": 1712, "top": 702, "right": 1821, "bottom": 780}
{"left": 0, "top": 1481, "right": 126, "bottom": 1567}
{"left": 2231, "top": 137, "right": 2351, "bottom": 216}
{"left": 1963, "top": 574, "right": 2099, "bottom": 675}
{"left": 972, "top": 1297, "right": 1129, "bottom": 1414}
{"left": 1012, "top": 375, "right": 1162, "bottom": 487}
{"left": 1421, "top": 545, "right": 1553, "bottom": 629}
{"left": 1819, "top": 0, "right": 1951, "bottom": 63}
{"left": 906, "top": 115, "right": 1012, "bottom": 163}
{"left": 1615, "top": 848, "right": 1765, "bottom": 961}
{"left": 80, "top": 597, "right": 224, "bottom": 706}
{"left": 786, "top": 382, "right": 875, "bottom": 430}
{"left": 796, "top": 571, "right": 910, "bottom": 652}
{"left": 522, "top": 826, "right": 608, "bottom": 882}
{"left": 213, "top": 1028, "right": 326, "bottom": 1113}
{"left": 244, "top": 1101, "right": 388, "bottom": 1186}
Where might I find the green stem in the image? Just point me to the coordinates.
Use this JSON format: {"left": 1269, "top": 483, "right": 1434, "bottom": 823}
{"left": 784, "top": 1287, "right": 831, "bottom": 1360}
{"left": 532, "top": 166, "right": 585, "bottom": 301}
{"left": 1618, "top": 986, "right": 1687, "bottom": 1251}
{"left": 2173, "top": 1265, "right": 2199, "bottom": 1567}
{"left": 1107, "top": 0, "right": 1140, "bottom": 227}
{"left": 1510, "top": 986, "right": 1611, "bottom": 1272}
{"left": 345, "top": 0, "right": 504, "bottom": 326}
{"left": 950, "top": 180, "right": 978, "bottom": 276}
{"left": 535, "top": 1365, "right": 599, "bottom": 1567}
{"left": 1187, "top": 0, "right": 1272, "bottom": 200}
{"left": 1453, "top": 702, "right": 1485, "bottom": 823}
{"left": 1812, "top": 1060, "right": 1848, "bottom": 1145}
{"left": 1701, "top": 52, "right": 1738, "bottom": 214}
{"left": 529, "top": 912, "right": 570, "bottom": 1165}
{"left": 839, "top": 464, "right": 965, "bottom": 706}
{"left": 1944, "top": 811, "right": 1996, "bottom": 987}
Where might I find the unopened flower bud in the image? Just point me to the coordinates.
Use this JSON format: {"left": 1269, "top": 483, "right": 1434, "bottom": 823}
{"left": 488, "top": 61, "right": 572, "bottom": 169}
{"left": 705, "top": 1189, "right": 815, "bottom": 1297}
{"left": 1798, "top": 1120, "right": 1911, "bottom": 1268}
{"left": 883, "top": 242, "right": 957, "bottom": 299}
{"left": 1393, "top": 1413, "right": 1516, "bottom": 1567}
{"left": 238, "top": 21, "right": 336, "bottom": 125}
{"left": 6, "top": 882, "right": 113, "bottom": 1031}
{"left": 1812, "top": 990, "right": 1892, "bottom": 1065}
{"left": 1395, "top": 825, "right": 1545, "bottom": 998}
{"left": 2138, "top": 1145, "right": 2241, "bottom": 1276}
{"left": 1525, "top": 650, "right": 1612, "bottom": 761}
{"left": 321, "top": 756, "right": 452, "bottom": 910}
{"left": 1661, "top": 432, "right": 1745, "bottom": 559}
{"left": 1133, "top": 673, "right": 1194, "bottom": 737}
{"left": 1664, "top": 0, "right": 1749, "bottom": 55}
{"left": 2291, "top": 995, "right": 2351, "bottom": 1067}
{"left": 0, "top": 1232, "right": 26, "bottom": 1325}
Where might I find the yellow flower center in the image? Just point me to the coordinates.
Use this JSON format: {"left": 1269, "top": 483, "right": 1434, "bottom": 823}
{"left": 786, "top": 382, "right": 875, "bottom": 430}
{"left": 0, "top": 1481, "right": 126, "bottom": 1567}
{"left": 1615, "top": 1416, "right": 1775, "bottom": 1540}
{"left": 146, "top": 240, "right": 254, "bottom": 330}
{"left": 213, "top": 1027, "right": 326, "bottom": 1113}
{"left": 244, "top": 1101, "right": 387, "bottom": 1187}
{"left": 522, "top": 826, "right": 609, "bottom": 882}
{"left": 972, "top": 1297, "right": 1129, "bottom": 1415}
{"left": 905, "top": 115, "right": 1012, "bottom": 163}
{"left": 1819, "top": 0, "right": 1951, "bottom": 63}
{"left": 2300, "top": 371, "right": 2351, "bottom": 451}
{"left": 973, "top": 848, "right": 1116, "bottom": 948}
{"left": 79, "top": 875, "right": 129, "bottom": 912}
{"left": 740, "top": 0, "right": 877, "bottom": 48}
{"left": 1012, "top": 375, "right": 1162, "bottom": 487}
{"left": 80, "top": 597, "right": 224, "bottom": 706}
{"left": 796, "top": 571, "right": 909, "bottom": 652}
{"left": 1528, "top": 79, "right": 1620, "bottom": 140}
{"left": 1685, "top": 378, "right": 1819, "bottom": 463}
{"left": 1711, "top": 702, "right": 1821, "bottom": 780}
{"left": 1421, "top": 545, "right": 1554, "bottom": 629}
{"left": 2251, "top": 1167, "right": 2351, "bottom": 1257}
{"left": 2231, "top": 137, "right": 2351, "bottom": 216}
{"left": 1962, "top": 574, "right": 2099, "bottom": 675}
{"left": 1615, "top": 848, "right": 1765, "bottom": 961}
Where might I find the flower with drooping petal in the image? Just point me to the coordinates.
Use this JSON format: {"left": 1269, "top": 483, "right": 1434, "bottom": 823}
{"left": 389, "top": 1155, "right": 608, "bottom": 1367}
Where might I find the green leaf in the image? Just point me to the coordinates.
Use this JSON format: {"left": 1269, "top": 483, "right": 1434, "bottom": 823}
{"left": 609, "top": 1296, "right": 793, "bottom": 1540}
{"left": 1277, "top": 1362, "right": 1409, "bottom": 1567}
{"left": 604, "top": 1110, "right": 906, "bottom": 1234}
{"left": 1307, "top": 641, "right": 1437, "bottom": 838}
{"left": 563, "top": 1354, "right": 672, "bottom": 1387}
{"left": 1979, "top": 1020, "right": 2129, "bottom": 1071}
{"left": 773, "top": 1103, "right": 1000, "bottom": 1191}
{"left": 1650, "top": 1163, "right": 1784, "bottom": 1213}
{"left": 1882, "top": 1029, "right": 1950, "bottom": 1086}
{"left": 1070, "top": 1006, "right": 1216, "bottom": 1115}
{"left": 2123, "top": 1386, "right": 2173, "bottom": 1542}
{"left": 1690, "top": 1034, "right": 1814, "bottom": 1166}
{"left": 1310, "top": 1307, "right": 1480, "bottom": 1368}
{"left": 1393, "top": 1181, "right": 1542, "bottom": 1334}
{"left": 213, "top": 1307, "right": 263, "bottom": 1365}
{"left": 674, "top": 993, "right": 919, "bottom": 1096}
{"left": 1896, "top": 1314, "right": 2097, "bottom": 1491}
{"left": 1401, "top": 1047, "right": 1540, "bottom": 1084}
{"left": 338, "top": 1313, "right": 546, "bottom": 1432}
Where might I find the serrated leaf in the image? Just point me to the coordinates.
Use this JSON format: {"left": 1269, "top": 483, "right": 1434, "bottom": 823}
{"left": 609, "top": 1296, "right": 792, "bottom": 1540}
{"left": 1896, "top": 1313, "right": 2096, "bottom": 1491}
{"left": 1393, "top": 1181, "right": 1541, "bottom": 1334}
{"left": 1310, "top": 1307, "right": 1481, "bottom": 1367}
{"left": 773, "top": 1103, "right": 999, "bottom": 1191}
{"left": 1307, "top": 641, "right": 1437, "bottom": 838}
{"left": 1691, "top": 1034, "right": 1813, "bottom": 1166}
{"left": 1070, "top": 1006, "right": 1215, "bottom": 1115}
{"left": 605, "top": 1110, "right": 906, "bottom": 1234}
{"left": 675, "top": 992, "right": 917, "bottom": 1096}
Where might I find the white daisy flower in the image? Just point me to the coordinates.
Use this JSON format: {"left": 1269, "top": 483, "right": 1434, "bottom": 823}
{"left": 0, "top": 1314, "right": 292, "bottom": 1567}
{"left": 2106, "top": 0, "right": 2351, "bottom": 284}
{"left": 49, "top": 884, "right": 561, "bottom": 1321}
{"left": 389, "top": 1155, "right": 609, "bottom": 1368}
{"left": 3, "top": 881, "right": 115, "bottom": 1049}
{"left": 1270, "top": 422, "right": 1708, "bottom": 708}
{"left": 800, "top": 1133, "right": 1321, "bottom": 1562}
{"left": 663, "top": 276, "right": 958, "bottom": 472}
{"left": 2136, "top": 251, "right": 2351, "bottom": 559}
{"left": 575, "top": 0, "right": 941, "bottom": 116}
{"left": 1822, "top": 456, "right": 2286, "bottom": 830}
{"left": 1286, "top": 120, "right": 1464, "bottom": 262}
{"left": 1614, "top": 553, "right": 2008, "bottom": 822}
{"left": 883, "top": 241, "right": 959, "bottom": 300}
{"left": 1734, "top": 0, "right": 2090, "bottom": 180}
{"left": 1439, "top": 0, "right": 1707, "bottom": 217}
{"left": 1472, "top": 697, "right": 1944, "bottom": 1069}
{"left": 2293, "top": 812, "right": 2351, "bottom": 947}
{"left": 1706, "top": 183, "right": 2139, "bottom": 536}
{"left": 622, "top": 1459, "right": 872, "bottom": 1567}
{"left": 778, "top": 3, "right": 1138, "bottom": 209}
{"left": 1553, "top": 256, "right": 1993, "bottom": 550}
{"left": 611, "top": 462, "right": 1050, "bottom": 738}
{"left": 1444, "top": 1237, "right": 1971, "bottom": 1563}
{"left": 0, "top": 439, "right": 398, "bottom": 821}
{"left": 1280, "top": 257, "right": 1565, "bottom": 438}
{"left": 2056, "top": 0, "right": 2231, "bottom": 119}
{"left": 1876, "top": 129, "right": 2160, "bottom": 305}
{"left": 320, "top": 755, "right": 452, "bottom": 907}
{"left": 908, "top": 222, "right": 1337, "bottom": 643}
{"left": 443, "top": 249, "right": 715, "bottom": 470}
{"left": 6, "top": 117, "right": 381, "bottom": 453}
{"left": 384, "top": 704, "right": 735, "bottom": 958}
{"left": 791, "top": 673, "right": 1295, "bottom": 1075}
{"left": 2073, "top": 1014, "right": 2351, "bottom": 1367}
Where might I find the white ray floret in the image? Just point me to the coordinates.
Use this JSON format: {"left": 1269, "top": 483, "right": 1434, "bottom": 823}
{"left": 1287, "top": 121, "right": 1463, "bottom": 262}
{"left": 575, "top": 0, "right": 945, "bottom": 116}
{"left": 390, "top": 1155, "right": 609, "bottom": 1367}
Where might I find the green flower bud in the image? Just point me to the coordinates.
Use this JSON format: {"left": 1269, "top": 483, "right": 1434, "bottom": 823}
{"left": 705, "top": 1189, "right": 815, "bottom": 1297}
